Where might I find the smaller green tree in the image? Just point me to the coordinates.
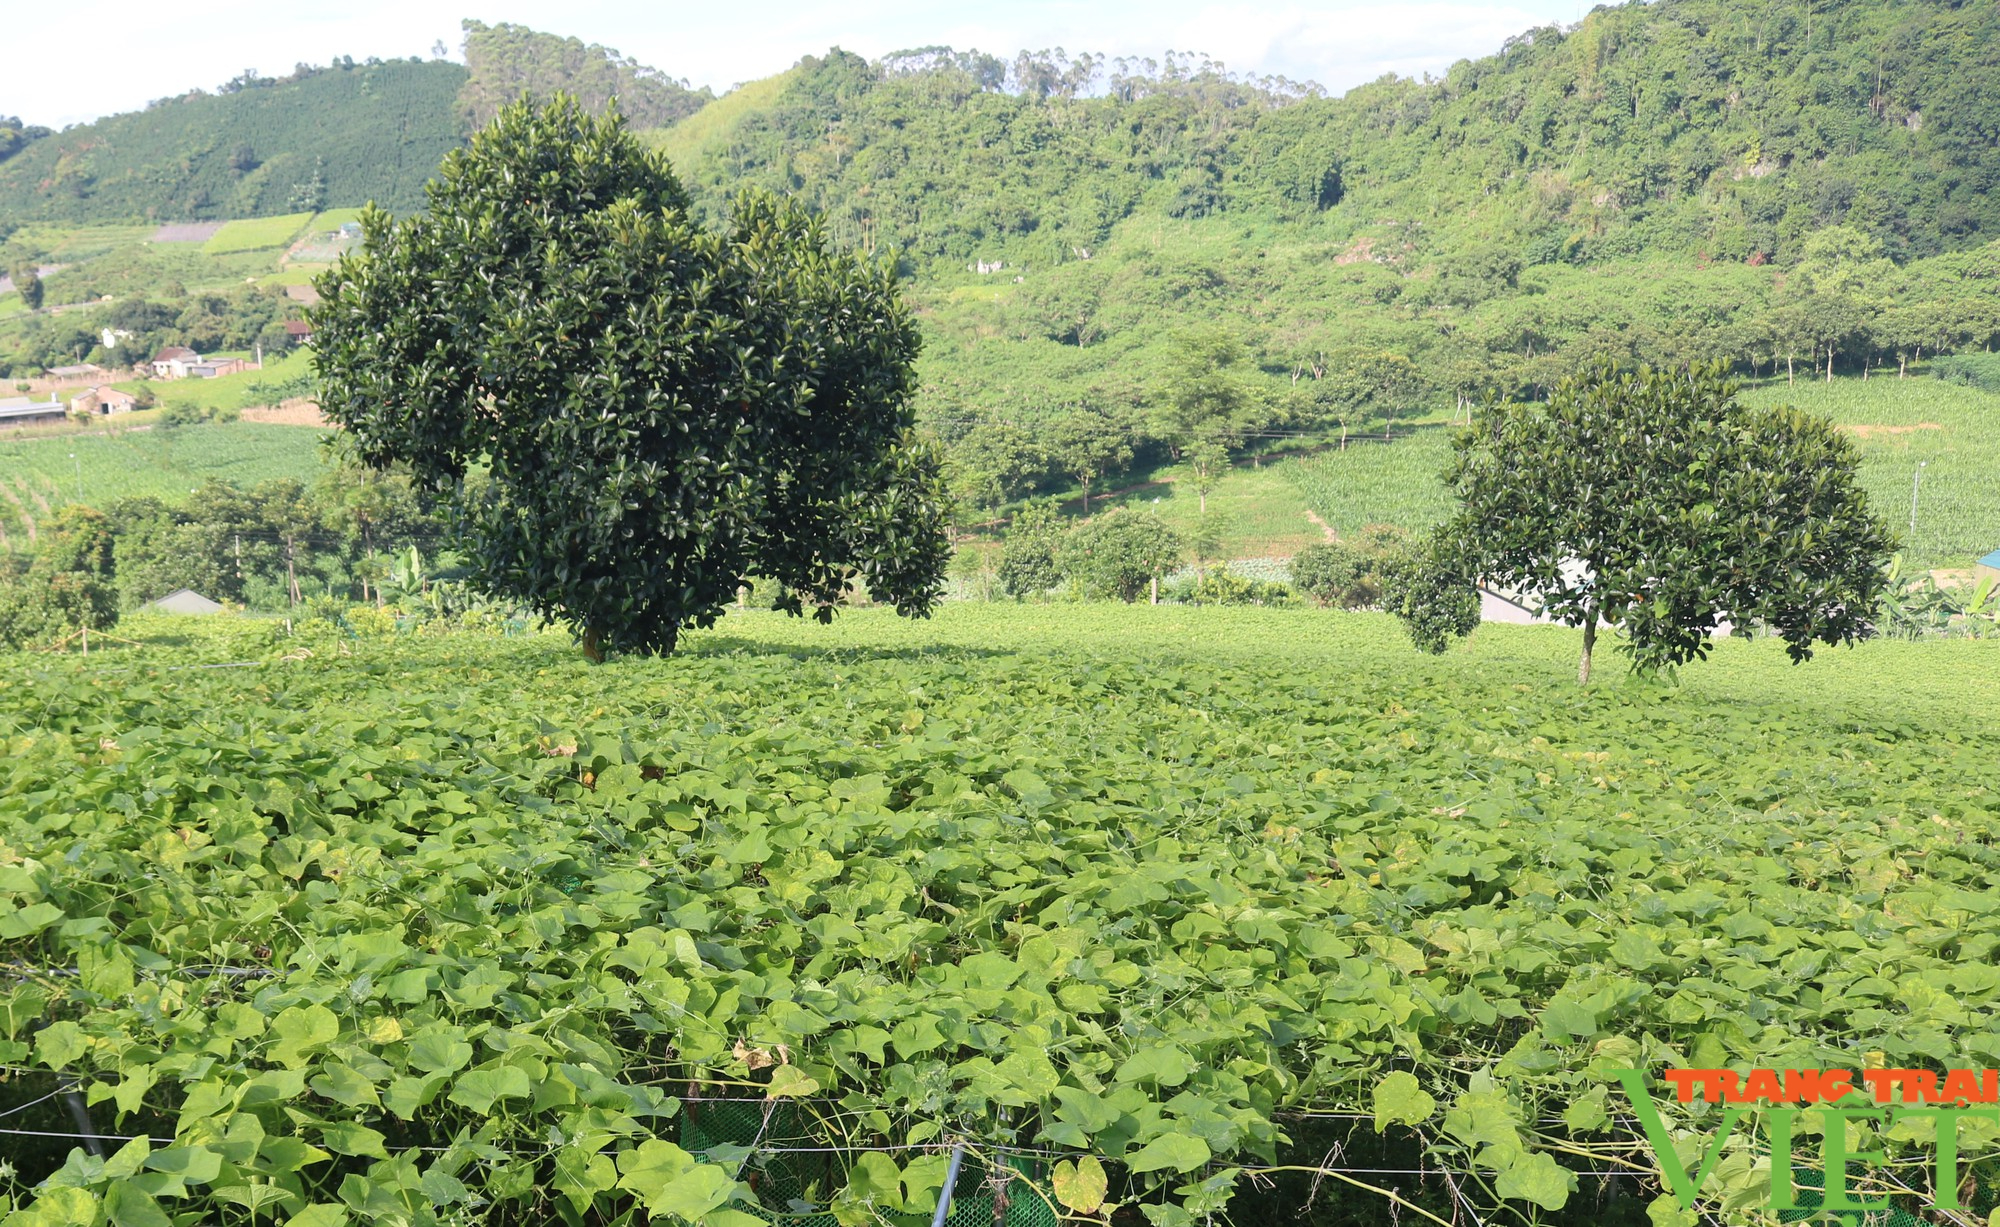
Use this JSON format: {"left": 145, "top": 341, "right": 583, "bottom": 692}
{"left": 1046, "top": 402, "right": 1133, "bottom": 516}
{"left": 996, "top": 502, "right": 1068, "bottom": 599}
{"left": 1432, "top": 363, "right": 1895, "bottom": 682}
{"left": 11, "top": 266, "right": 43, "bottom": 311}
{"left": 1379, "top": 540, "right": 1480, "bottom": 653}
{"left": 1290, "top": 542, "right": 1368, "bottom": 608}
{"left": 1157, "top": 330, "right": 1261, "bottom": 514}
{"left": 0, "top": 506, "right": 118, "bottom": 648}
{"left": 1064, "top": 509, "right": 1181, "bottom": 602}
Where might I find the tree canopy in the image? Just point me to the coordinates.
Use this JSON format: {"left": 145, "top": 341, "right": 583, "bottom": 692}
{"left": 312, "top": 95, "right": 950, "bottom": 658}
{"left": 1422, "top": 364, "right": 1895, "bottom": 682}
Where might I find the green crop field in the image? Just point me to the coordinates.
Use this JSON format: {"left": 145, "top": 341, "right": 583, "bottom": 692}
{"left": 307, "top": 207, "right": 368, "bottom": 231}
{"left": 201, "top": 213, "right": 316, "bottom": 256}
{"left": 2, "top": 605, "right": 1996, "bottom": 1224}
{"left": 0, "top": 421, "right": 328, "bottom": 548}
{"left": 1278, "top": 426, "right": 1458, "bottom": 542}
{"left": 1274, "top": 377, "right": 2000, "bottom": 569}
{"left": 1737, "top": 376, "right": 2000, "bottom": 571}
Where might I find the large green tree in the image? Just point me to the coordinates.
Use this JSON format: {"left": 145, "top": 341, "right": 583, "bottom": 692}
{"left": 312, "top": 96, "right": 950, "bottom": 658}
{"left": 1429, "top": 364, "right": 1894, "bottom": 683}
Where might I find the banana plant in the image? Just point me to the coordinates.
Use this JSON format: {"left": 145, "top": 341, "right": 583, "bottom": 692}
{"left": 1879, "top": 554, "right": 1999, "bottom": 639}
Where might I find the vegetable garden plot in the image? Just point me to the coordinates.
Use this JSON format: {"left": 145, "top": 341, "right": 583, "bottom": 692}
{"left": 0, "top": 608, "right": 1997, "bottom": 1225}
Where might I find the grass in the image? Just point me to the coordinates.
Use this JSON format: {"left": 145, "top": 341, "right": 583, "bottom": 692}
{"left": 1269, "top": 377, "right": 2000, "bottom": 570}
{"left": 103, "top": 349, "right": 314, "bottom": 415}
{"left": 641, "top": 69, "right": 799, "bottom": 174}
{"left": 201, "top": 213, "right": 315, "bottom": 255}
{"left": 307, "top": 207, "right": 367, "bottom": 230}
{"left": 1094, "top": 453, "right": 1329, "bottom": 557}
{"left": 259, "top": 264, "right": 332, "bottom": 287}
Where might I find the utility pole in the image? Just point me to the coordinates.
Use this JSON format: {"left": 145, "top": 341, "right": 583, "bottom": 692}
{"left": 1909, "top": 460, "right": 1928, "bottom": 539}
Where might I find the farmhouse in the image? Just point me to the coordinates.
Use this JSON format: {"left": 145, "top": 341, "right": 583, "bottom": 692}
{"left": 0, "top": 396, "right": 67, "bottom": 428}
{"left": 1979, "top": 548, "right": 2000, "bottom": 584}
{"left": 145, "top": 589, "right": 224, "bottom": 615}
{"left": 285, "top": 284, "right": 322, "bottom": 306}
{"left": 46, "top": 363, "right": 107, "bottom": 382}
{"left": 284, "top": 319, "right": 315, "bottom": 344}
{"left": 151, "top": 346, "right": 200, "bottom": 379}
{"left": 188, "top": 357, "right": 251, "bottom": 379}
{"left": 70, "top": 386, "right": 139, "bottom": 415}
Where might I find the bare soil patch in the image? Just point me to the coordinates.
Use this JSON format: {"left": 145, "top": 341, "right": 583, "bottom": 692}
{"left": 240, "top": 400, "right": 328, "bottom": 427}
{"left": 1840, "top": 422, "right": 1944, "bottom": 438}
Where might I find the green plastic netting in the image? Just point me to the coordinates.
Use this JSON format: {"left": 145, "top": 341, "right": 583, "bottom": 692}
{"left": 679, "top": 1098, "right": 1058, "bottom": 1227}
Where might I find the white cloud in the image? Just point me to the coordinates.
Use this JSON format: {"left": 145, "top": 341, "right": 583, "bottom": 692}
{"left": 1169, "top": 3, "right": 1565, "bottom": 89}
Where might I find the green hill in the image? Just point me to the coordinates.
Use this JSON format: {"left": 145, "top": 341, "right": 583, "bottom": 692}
{"left": 7, "top": 2, "right": 2000, "bottom": 563}
{"left": 0, "top": 59, "right": 468, "bottom": 223}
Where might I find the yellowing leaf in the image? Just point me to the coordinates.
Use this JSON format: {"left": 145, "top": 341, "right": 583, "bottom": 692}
{"left": 1053, "top": 1156, "right": 1108, "bottom": 1213}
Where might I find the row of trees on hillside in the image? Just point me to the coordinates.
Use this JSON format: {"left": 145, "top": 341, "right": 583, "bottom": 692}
{"left": 100, "top": 457, "right": 443, "bottom": 614}
{"left": 0, "top": 442, "right": 448, "bottom": 653}
{"left": 0, "top": 59, "right": 466, "bottom": 222}
{"left": 923, "top": 222, "right": 2000, "bottom": 517}
{"left": 667, "top": 0, "right": 2000, "bottom": 278}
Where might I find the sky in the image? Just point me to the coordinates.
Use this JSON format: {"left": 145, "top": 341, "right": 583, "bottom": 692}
{"left": 11, "top": 0, "right": 1592, "bottom": 129}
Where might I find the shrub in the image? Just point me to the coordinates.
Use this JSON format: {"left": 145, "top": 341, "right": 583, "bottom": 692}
{"left": 344, "top": 603, "right": 396, "bottom": 637}
{"left": 1930, "top": 352, "right": 2000, "bottom": 394}
{"left": 1063, "top": 509, "right": 1182, "bottom": 603}
{"left": 1291, "top": 542, "right": 1368, "bottom": 607}
{"left": 996, "top": 502, "right": 1067, "bottom": 598}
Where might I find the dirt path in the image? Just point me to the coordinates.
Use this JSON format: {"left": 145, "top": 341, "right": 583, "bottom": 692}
{"left": 1303, "top": 510, "right": 1338, "bottom": 542}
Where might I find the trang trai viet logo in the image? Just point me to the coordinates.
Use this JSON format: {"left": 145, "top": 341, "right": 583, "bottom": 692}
{"left": 1613, "top": 1068, "right": 2000, "bottom": 1214}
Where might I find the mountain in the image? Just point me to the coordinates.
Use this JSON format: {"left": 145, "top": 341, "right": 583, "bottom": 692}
{"left": 0, "top": 60, "right": 467, "bottom": 223}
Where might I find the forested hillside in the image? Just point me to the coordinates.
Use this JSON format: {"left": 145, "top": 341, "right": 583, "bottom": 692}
{"left": 660, "top": 1, "right": 2000, "bottom": 270}
{"left": 457, "top": 20, "right": 711, "bottom": 130}
{"left": 7, "top": 0, "right": 2000, "bottom": 518}
{"left": 629, "top": 0, "right": 2000, "bottom": 508}
{"left": 0, "top": 60, "right": 466, "bottom": 222}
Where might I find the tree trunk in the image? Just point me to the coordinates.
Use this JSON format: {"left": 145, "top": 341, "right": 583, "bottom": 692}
{"left": 1900, "top": 354, "right": 1907, "bottom": 378}
{"left": 1578, "top": 615, "right": 1598, "bottom": 686}
{"left": 1149, "top": 575, "right": 1158, "bottom": 605}
{"left": 1826, "top": 348, "right": 1834, "bottom": 382}
{"left": 1787, "top": 354, "right": 1794, "bottom": 386}
{"left": 1080, "top": 475, "right": 1090, "bottom": 518}
{"left": 582, "top": 624, "right": 606, "bottom": 664}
